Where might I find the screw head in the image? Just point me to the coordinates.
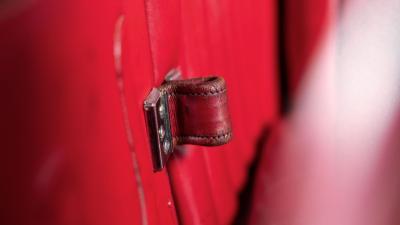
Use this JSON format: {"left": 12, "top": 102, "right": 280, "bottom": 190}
{"left": 158, "top": 104, "right": 166, "bottom": 118}
{"left": 163, "top": 140, "right": 171, "bottom": 154}
{"left": 158, "top": 125, "right": 165, "bottom": 139}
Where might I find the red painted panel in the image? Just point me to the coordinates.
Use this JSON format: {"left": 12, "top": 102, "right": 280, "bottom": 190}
{"left": 0, "top": 0, "right": 178, "bottom": 225}
{"left": 1, "top": 0, "right": 280, "bottom": 224}
{"left": 142, "top": 0, "right": 279, "bottom": 224}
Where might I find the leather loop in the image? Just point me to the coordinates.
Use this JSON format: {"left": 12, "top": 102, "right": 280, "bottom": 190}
{"left": 160, "top": 76, "right": 232, "bottom": 146}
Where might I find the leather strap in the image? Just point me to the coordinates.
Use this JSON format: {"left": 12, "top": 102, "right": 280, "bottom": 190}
{"left": 160, "top": 76, "right": 232, "bottom": 146}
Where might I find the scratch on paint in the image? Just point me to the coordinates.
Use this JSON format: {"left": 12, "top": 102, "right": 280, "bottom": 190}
{"left": 113, "top": 15, "right": 149, "bottom": 225}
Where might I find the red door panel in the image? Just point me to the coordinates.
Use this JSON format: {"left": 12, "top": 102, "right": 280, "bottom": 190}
{"left": 142, "top": 0, "right": 280, "bottom": 224}
{"left": 0, "top": 0, "right": 178, "bottom": 224}
{"left": 1, "top": 0, "right": 280, "bottom": 224}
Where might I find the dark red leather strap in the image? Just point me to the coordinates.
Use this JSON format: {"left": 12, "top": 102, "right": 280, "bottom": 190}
{"left": 160, "top": 76, "right": 232, "bottom": 146}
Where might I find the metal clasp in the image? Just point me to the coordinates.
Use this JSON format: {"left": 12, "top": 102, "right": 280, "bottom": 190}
{"left": 143, "top": 88, "right": 173, "bottom": 172}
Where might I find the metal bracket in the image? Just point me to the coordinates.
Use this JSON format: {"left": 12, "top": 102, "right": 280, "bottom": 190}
{"left": 143, "top": 88, "right": 173, "bottom": 172}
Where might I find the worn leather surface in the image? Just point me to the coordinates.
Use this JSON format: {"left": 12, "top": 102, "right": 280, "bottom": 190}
{"left": 160, "top": 76, "right": 232, "bottom": 146}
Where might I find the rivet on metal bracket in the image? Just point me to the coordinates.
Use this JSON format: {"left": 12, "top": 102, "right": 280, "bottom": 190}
{"left": 143, "top": 88, "right": 173, "bottom": 172}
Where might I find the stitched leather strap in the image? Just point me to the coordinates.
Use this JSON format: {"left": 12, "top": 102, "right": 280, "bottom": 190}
{"left": 160, "top": 76, "right": 232, "bottom": 146}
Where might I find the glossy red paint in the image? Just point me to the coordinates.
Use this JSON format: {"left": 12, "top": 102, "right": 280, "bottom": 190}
{"left": 0, "top": 0, "right": 178, "bottom": 224}
{"left": 0, "top": 0, "right": 279, "bottom": 225}
{"left": 164, "top": 0, "right": 280, "bottom": 223}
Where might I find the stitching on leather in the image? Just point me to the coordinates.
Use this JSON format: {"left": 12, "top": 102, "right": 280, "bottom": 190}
{"left": 175, "top": 131, "right": 232, "bottom": 140}
{"left": 169, "top": 88, "right": 226, "bottom": 97}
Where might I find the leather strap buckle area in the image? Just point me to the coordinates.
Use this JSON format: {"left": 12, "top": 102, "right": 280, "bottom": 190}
{"left": 144, "top": 76, "right": 232, "bottom": 171}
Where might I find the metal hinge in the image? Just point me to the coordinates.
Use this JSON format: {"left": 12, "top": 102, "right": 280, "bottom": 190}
{"left": 143, "top": 88, "right": 173, "bottom": 172}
